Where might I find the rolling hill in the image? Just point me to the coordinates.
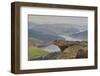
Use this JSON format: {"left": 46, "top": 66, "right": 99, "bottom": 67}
{"left": 28, "top": 28, "right": 64, "bottom": 43}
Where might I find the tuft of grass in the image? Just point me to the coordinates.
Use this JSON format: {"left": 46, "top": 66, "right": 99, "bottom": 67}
{"left": 28, "top": 47, "right": 49, "bottom": 60}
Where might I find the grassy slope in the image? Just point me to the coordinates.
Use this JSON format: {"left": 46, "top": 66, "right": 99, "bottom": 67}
{"left": 28, "top": 47, "right": 49, "bottom": 59}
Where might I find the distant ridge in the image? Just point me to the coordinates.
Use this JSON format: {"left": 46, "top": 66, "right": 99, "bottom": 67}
{"left": 70, "top": 30, "right": 88, "bottom": 41}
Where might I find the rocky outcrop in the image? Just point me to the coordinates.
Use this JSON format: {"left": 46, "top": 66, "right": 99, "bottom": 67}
{"left": 57, "top": 45, "right": 87, "bottom": 59}
{"left": 53, "top": 39, "right": 88, "bottom": 59}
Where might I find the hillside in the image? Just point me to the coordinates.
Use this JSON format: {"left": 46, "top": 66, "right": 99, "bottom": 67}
{"left": 28, "top": 47, "right": 49, "bottom": 60}
{"left": 28, "top": 39, "right": 88, "bottom": 60}
{"left": 28, "top": 28, "right": 64, "bottom": 43}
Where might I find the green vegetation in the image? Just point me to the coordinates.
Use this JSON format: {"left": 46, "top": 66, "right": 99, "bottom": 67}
{"left": 28, "top": 47, "right": 49, "bottom": 60}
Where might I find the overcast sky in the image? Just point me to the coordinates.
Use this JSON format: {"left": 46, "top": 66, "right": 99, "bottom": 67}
{"left": 28, "top": 15, "right": 88, "bottom": 25}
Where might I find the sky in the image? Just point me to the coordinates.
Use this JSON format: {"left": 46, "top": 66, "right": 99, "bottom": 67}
{"left": 28, "top": 15, "right": 88, "bottom": 25}
{"left": 28, "top": 15, "right": 88, "bottom": 34}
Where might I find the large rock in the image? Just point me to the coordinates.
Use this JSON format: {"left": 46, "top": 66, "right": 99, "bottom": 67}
{"left": 57, "top": 45, "right": 88, "bottom": 59}
{"left": 53, "top": 39, "right": 87, "bottom": 52}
